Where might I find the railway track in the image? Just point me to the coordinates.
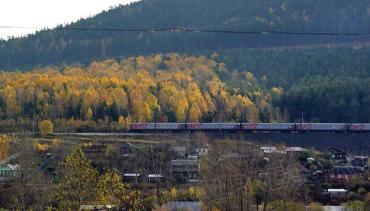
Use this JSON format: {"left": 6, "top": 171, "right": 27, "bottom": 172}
{"left": 129, "top": 123, "right": 370, "bottom": 133}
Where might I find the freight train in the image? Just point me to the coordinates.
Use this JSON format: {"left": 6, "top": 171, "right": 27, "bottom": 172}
{"left": 129, "top": 123, "right": 370, "bottom": 133}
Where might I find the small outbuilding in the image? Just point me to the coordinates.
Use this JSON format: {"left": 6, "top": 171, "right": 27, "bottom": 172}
{"left": 324, "top": 189, "right": 347, "bottom": 198}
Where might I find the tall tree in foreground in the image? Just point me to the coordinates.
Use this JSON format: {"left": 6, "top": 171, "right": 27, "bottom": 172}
{"left": 56, "top": 147, "right": 143, "bottom": 210}
{"left": 56, "top": 147, "right": 98, "bottom": 210}
{"left": 258, "top": 152, "right": 301, "bottom": 211}
{"left": 200, "top": 140, "right": 261, "bottom": 210}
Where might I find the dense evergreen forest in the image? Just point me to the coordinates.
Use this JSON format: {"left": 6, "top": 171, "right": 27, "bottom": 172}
{"left": 212, "top": 46, "right": 370, "bottom": 123}
{"left": 213, "top": 46, "right": 370, "bottom": 87}
{"left": 0, "top": 0, "right": 369, "bottom": 69}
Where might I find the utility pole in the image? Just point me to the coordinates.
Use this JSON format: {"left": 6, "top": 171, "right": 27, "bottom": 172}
{"left": 226, "top": 176, "right": 231, "bottom": 211}
{"left": 301, "top": 112, "right": 304, "bottom": 123}
{"left": 240, "top": 187, "right": 244, "bottom": 211}
{"left": 32, "top": 110, "right": 36, "bottom": 133}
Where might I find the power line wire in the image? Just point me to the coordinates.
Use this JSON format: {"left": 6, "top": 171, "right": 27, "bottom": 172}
{"left": 60, "top": 27, "right": 370, "bottom": 36}
{"left": 1, "top": 26, "right": 370, "bottom": 36}
{"left": 0, "top": 26, "right": 38, "bottom": 29}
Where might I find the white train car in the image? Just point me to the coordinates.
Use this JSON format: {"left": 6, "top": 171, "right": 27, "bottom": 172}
{"left": 156, "top": 123, "right": 186, "bottom": 130}
{"left": 187, "top": 123, "right": 240, "bottom": 131}
{"left": 296, "top": 123, "right": 347, "bottom": 131}
{"left": 129, "top": 123, "right": 156, "bottom": 131}
{"left": 242, "top": 123, "right": 295, "bottom": 131}
{"left": 349, "top": 123, "right": 370, "bottom": 131}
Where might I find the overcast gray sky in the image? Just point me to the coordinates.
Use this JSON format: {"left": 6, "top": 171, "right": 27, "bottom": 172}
{"left": 0, "top": 0, "right": 138, "bottom": 39}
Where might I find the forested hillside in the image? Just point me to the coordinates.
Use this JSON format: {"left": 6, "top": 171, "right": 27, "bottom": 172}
{"left": 0, "top": 54, "right": 282, "bottom": 132}
{"left": 0, "top": 0, "right": 369, "bottom": 127}
{"left": 0, "top": 0, "right": 369, "bottom": 69}
{"left": 212, "top": 46, "right": 370, "bottom": 122}
{"left": 1, "top": 48, "right": 370, "bottom": 132}
{"left": 213, "top": 46, "right": 370, "bottom": 87}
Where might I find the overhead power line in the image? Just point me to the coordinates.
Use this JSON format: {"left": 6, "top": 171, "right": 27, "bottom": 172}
{"left": 0, "top": 26, "right": 38, "bottom": 29}
{"left": 60, "top": 27, "right": 370, "bottom": 36}
{"left": 1, "top": 26, "right": 370, "bottom": 36}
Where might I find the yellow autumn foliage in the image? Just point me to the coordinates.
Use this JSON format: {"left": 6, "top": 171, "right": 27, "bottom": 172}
{"left": 0, "top": 54, "right": 281, "bottom": 126}
{"left": 0, "top": 134, "right": 9, "bottom": 160}
{"left": 39, "top": 120, "right": 54, "bottom": 136}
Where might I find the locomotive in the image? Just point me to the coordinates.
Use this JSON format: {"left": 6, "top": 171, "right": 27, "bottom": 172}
{"left": 129, "top": 123, "right": 370, "bottom": 133}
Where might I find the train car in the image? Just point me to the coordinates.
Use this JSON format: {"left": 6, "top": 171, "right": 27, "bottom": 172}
{"left": 242, "top": 123, "right": 295, "bottom": 131}
{"left": 296, "top": 123, "right": 348, "bottom": 132}
{"left": 156, "top": 123, "right": 186, "bottom": 131}
{"left": 129, "top": 123, "right": 156, "bottom": 132}
{"left": 349, "top": 123, "right": 370, "bottom": 132}
{"left": 186, "top": 123, "right": 240, "bottom": 131}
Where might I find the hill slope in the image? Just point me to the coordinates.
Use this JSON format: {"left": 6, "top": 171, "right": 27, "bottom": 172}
{"left": 1, "top": 49, "right": 370, "bottom": 131}
{"left": 0, "top": 0, "right": 369, "bottom": 69}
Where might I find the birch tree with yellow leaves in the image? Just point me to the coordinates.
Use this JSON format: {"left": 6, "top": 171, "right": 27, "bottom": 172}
{"left": 56, "top": 147, "right": 143, "bottom": 210}
{"left": 0, "top": 54, "right": 282, "bottom": 132}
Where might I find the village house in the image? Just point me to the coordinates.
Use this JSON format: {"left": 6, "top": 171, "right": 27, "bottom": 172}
{"left": 123, "top": 173, "right": 142, "bottom": 184}
{"left": 350, "top": 156, "right": 368, "bottom": 168}
{"left": 327, "top": 166, "right": 366, "bottom": 182}
{"left": 0, "top": 164, "right": 20, "bottom": 182}
{"left": 260, "top": 146, "right": 286, "bottom": 156}
{"left": 195, "top": 147, "right": 209, "bottom": 157}
{"left": 170, "top": 156, "right": 199, "bottom": 183}
{"left": 147, "top": 174, "right": 164, "bottom": 183}
{"left": 285, "top": 147, "right": 306, "bottom": 156}
{"left": 82, "top": 143, "right": 107, "bottom": 155}
{"left": 171, "top": 146, "right": 187, "bottom": 158}
{"left": 260, "top": 146, "right": 277, "bottom": 155}
{"left": 323, "top": 189, "right": 348, "bottom": 199}
{"left": 118, "top": 142, "right": 140, "bottom": 158}
{"left": 327, "top": 148, "right": 347, "bottom": 161}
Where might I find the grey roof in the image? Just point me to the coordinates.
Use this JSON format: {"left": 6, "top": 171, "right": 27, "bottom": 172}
{"left": 171, "top": 159, "right": 199, "bottom": 166}
{"left": 332, "top": 166, "right": 364, "bottom": 174}
{"left": 163, "top": 201, "right": 201, "bottom": 211}
{"left": 0, "top": 153, "right": 21, "bottom": 165}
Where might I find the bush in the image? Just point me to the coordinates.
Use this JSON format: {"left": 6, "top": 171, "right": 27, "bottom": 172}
{"left": 143, "top": 195, "right": 156, "bottom": 210}
{"left": 34, "top": 142, "right": 50, "bottom": 153}
{"left": 342, "top": 200, "right": 364, "bottom": 211}
{"left": 357, "top": 187, "right": 367, "bottom": 196}
{"left": 269, "top": 200, "right": 305, "bottom": 211}
{"left": 307, "top": 202, "right": 324, "bottom": 211}
{"left": 348, "top": 191, "right": 361, "bottom": 201}
{"left": 364, "top": 193, "right": 370, "bottom": 210}
{"left": 39, "top": 120, "right": 53, "bottom": 136}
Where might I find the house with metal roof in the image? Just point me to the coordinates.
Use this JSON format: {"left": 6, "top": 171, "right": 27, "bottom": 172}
{"left": 327, "top": 166, "right": 366, "bottom": 182}
{"left": 170, "top": 156, "right": 199, "bottom": 183}
{"left": 0, "top": 164, "right": 20, "bottom": 182}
